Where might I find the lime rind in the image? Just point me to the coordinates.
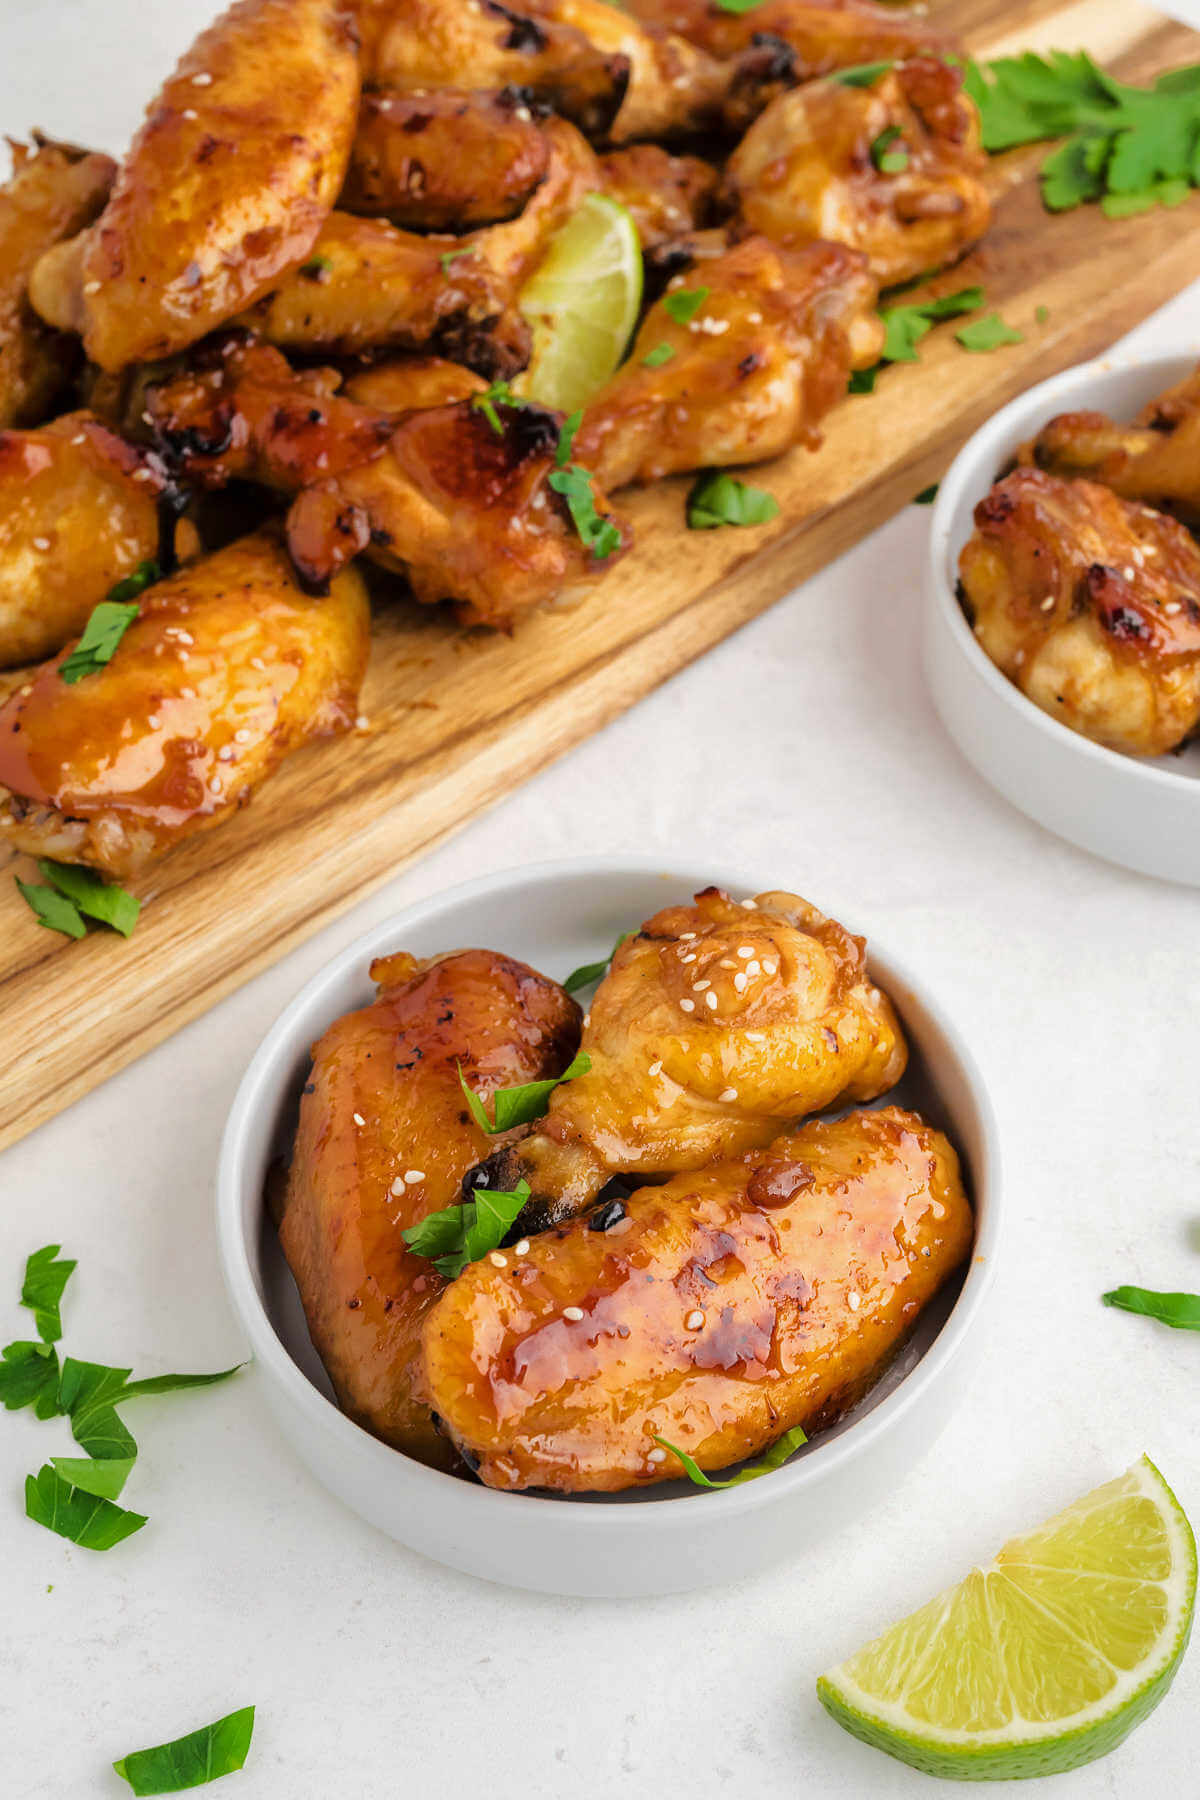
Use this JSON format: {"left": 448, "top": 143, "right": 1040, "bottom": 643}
{"left": 516, "top": 192, "right": 643, "bottom": 416}
{"left": 817, "top": 1457, "right": 1195, "bottom": 1781}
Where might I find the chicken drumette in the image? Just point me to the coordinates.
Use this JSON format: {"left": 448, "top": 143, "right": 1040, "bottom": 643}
{"left": 1022, "top": 365, "right": 1200, "bottom": 528}
{"left": 421, "top": 1106, "right": 972, "bottom": 1491}
{"left": 278, "top": 947, "right": 582, "bottom": 1465}
{"left": 958, "top": 468, "right": 1200, "bottom": 758}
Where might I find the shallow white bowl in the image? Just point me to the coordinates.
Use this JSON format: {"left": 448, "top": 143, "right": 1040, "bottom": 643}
{"left": 216, "top": 857, "right": 1000, "bottom": 1597}
{"left": 924, "top": 352, "right": 1200, "bottom": 885}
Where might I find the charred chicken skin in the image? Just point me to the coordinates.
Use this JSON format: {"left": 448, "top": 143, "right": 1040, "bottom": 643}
{"left": 723, "top": 56, "right": 990, "bottom": 290}
{"left": 959, "top": 468, "right": 1200, "bottom": 758}
{"left": 420, "top": 1106, "right": 972, "bottom": 1492}
{"left": 278, "top": 948, "right": 582, "bottom": 1466}
{"left": 477, "top": 886, "right": 907, "bottom": 1219}
{"left": 0, "top": 529, "right": 368, "bottom": 876}
{"left": 1022, "top": 365, "right": 1200, "bottom": 528}
{"left": 572, "top": 235, "right": 883, "bottom": 489}
{"left": 599, "top": 145, "right": 718, "bottom": 249}
{"left": 626, "top": 0, "right": 955, "bottom": 75}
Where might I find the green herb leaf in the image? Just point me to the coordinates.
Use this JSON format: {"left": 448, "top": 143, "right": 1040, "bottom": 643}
{"left": 457, "top": 1051, "right": 592, "bottom": 1135}
{"left": 107, "top": 560, "right": 161, "bottom": 606}
{"left": 0, "top": 1340, "right": 62, "bottom": 1416}
{"left": 848, "top": 364, "right": 878, "bottom": 395}
{"left": 1035, "top": 303, "right": 1050, "bottom": 323}
{"left": 1102, "top": 1285, "right": 1200, "bottom": 1331}
{"left": 36, "top": 862, "right": 140, "bottom": 937}
{"left": 653, "top": 1424, "right": 808, "bottom": 1489}
{"left": 955, "top": 312, "right": 1025, "bottom": 352}
{"left": 21, "top": 1244, "right": 76, "bottom": 1344}
{"left": 830, "top": 60, "right": 894, "bottom": 88}
{"left": 439, "top": 246, "right": 472, "bottom": 275}
{"left": 663, "top": 286, "right": 709, "bottom": 325}
{"left": 120, "top": 1366, "right": 244, "bottom": 1401}
{"left": 299, "top": 253, "right": 333, "bottom": 279}
{"left": 686, "top": 471, "right": 780, "bottom": 531}
{"left": 881, "top": 285, "right": 984, "bottom": 362}
{"left": 58, "top": 1357, "right": 138, "bottom": 1460}
{"left": 556, "top": 408, "right": 582, "bottom": 467}
{"left": 49, "top": 1455, "right": 135, "bottom": 1501}
{"left": 563, "top": 930, "right": 633, "bottom": 994}
{"left": 548, "top": 464, "right": 622, "bottom": 560}
{"left": 114, "top": 1706, "right": 255, "bottom": 1794}
{"left": 471, "top": 378, "right": 520, "bottom": 436}
{"left": 15, "top": 878, "right": 86, "bottom": 939}
{"left": 25, "top": 1463, "right": 147, "bottom": 1551}
{"left": 59, "top": 599, "right": 140, "bottom": 684}
{"left": 913, "top": 483, "right": 939, "bottom": 505}
{"left": 713, "top": 0, "right": 761, "bottom": 12}
{"left": 642, "top": 343, "right": 675, "bottom": 368}
{"left": 402, "top": 1182, "right": 531, "bottom": 1280}
{"left": 870, "top": 125, "right": 909, "bottom": 172}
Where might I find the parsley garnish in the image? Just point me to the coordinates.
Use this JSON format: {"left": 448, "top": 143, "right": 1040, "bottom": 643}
{"left": 870, "top": 125, "right": 908, "bottom": 172}
{"left": 1036, "top": 303, "right": 1050, "bottom": 323}
{"left": 913, "top": 483, "right": 939, "bottom": 505}
{"left": 955, "top": 312, "right": 1024, "bottom": 352}
{"left": 471, "top": 378, "right": 520, "bottom": 436}
{"left": 1102, "top": 1285, "right": 1200, "bottom": 1331}
{"left": 549, "top": 464, "right": 623, "bottom": 560}
{"left": 26, "top": 1463, "right": 147, "bottom": 1551}
{"left": 642, "top": 343, "right": 675, "bottom": 368}
{"left": 0, "top": 1341, "right": 62, "bottom": 1416}
{"left": 457, "top": 1051, "right": 591, "bottom": 1134}
{"left": 21, "top": 1244, "right": 76, "bottom": 1344}
{"left": 107, "top": 559, "right": 162, "bottom": 605}
{"left": 439, "top": 245, "right": 472, "bottom": 274}
{"left": 850, "top": 286, "right": 985, "bottom": 393}
{"left": 16, "top": 878, "right": 87, "bottom": 939}
{"left": 60, "top": 599, "right": 139, "bottom": 683}
{"left": 16, "top": 861, "right": 140, "bottom": 941}
{"left": 686, "top": 471, "right": 780, "bottom": 531}
{"left": 653, "top": 1424, "right": 808, "bottom": 1488}
{"left": 713, "top": 0, "right": 762, "bottom": 12}
{"left": 299, "top": 253, "right": 333, "bottom": 279}
{"left": 663, "top": 286, "right": 709, "bottom": 325}
{"left": 402, "top": 1182, "right": 531, "bottom": 1280}
{"left": 556, "top": 409, "right": 582, "bottom": 466}
{"left": 564, "top": 930, "right": 632, "bottom": 994}
{"left": 114, "top": 1707, "right": 256, "bottom": 1794}
{"left": 830, "top": 60, "right": 894, "bottom": 88}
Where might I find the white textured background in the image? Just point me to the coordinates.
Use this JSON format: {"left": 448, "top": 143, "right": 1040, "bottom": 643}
{"left": 2, "top": 3, "right": 1200, "bottom": 1796}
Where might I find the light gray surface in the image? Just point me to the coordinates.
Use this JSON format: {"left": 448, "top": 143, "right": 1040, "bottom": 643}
{"left": 3, "top": 4, "right": 1200, "bottom": 1795}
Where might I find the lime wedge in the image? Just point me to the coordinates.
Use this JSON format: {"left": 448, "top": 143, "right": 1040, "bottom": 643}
{"left": 818, "top": 1455, "right": 1195, "bottom": 1780}
{"left": 516, "top": 193, "right": 642, "bottom": 415}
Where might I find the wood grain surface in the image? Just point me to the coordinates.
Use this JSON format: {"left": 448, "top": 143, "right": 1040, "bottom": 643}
{"left": 2, "top": 0, "right": 1198, "bottom": 1149}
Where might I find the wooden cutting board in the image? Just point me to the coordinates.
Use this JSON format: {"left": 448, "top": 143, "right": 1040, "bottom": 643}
{"left": 2, "top": 0, "right": 1197, "bottom": 1150}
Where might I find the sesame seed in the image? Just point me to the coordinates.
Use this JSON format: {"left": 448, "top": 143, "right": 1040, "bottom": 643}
{"left": 685, "top": 1309, "right": 705, "bottom": 1330}
{"left": 191, "top": 70, "right": 213, "bottom": 83}
{"left": 148, "top": 715, "right": 161, "bottom": 729}
{"left": 390, "top": 1177, "right": 405, "bottom": 1196}
{"left": 353, "top": 1112, "right": 365, "bottom": 1126}
{"left": 679, "top": 998, "right": 695, "bottom": 1012}
{"left": 209, "top": 772, "right": 221, "bottom": 792}
{"left": 745, "top": 960, "right": 760, "bottom": 976}
{"left": 741, "top": 899, "right": 758, "bottom": 909}
{"left": 737, "top": 945, "right": 754, "bottom": 958}
{"left": 489, "top": 1251, "right": 507, "bottom": 1268}
{"left": 176, "top": 630, "right": 194, "bottom": 645}
{"left": 234, "top": 728, "right": 250, "bottom": 743}
{"left": 1040, "top": 596, "right": 1055, "bottom": 611}
{"left": 761, "top": 960, "right": 777, "bottom": 975}
{"left": 848, "top": 1291, "right": 861, "bottom": 1310}
{"left": 647, "top": 1446, "right": 667, "bottom": 1463}
{"left": 355, "top": 714, "right": 369, "bottom": 729}
{"left": 733, "top": 972, "right": 747, "bottom": 993}
{"left": 217, "top": 744, "right": 234, "bottom": 761}
{"left": 693, "top": 979, "right": 710, "bottom": 991}
{"left": 718, "top": 1087, "right": 737, "bottom": 1102}
{"left": 32, "top": 536, "right": 50, "bottom": 551}
{"left": 705, "top": 991, "right": 718, "bottom": 1009}
{"left": 514, "top": 1238, "right": 530, "bottom": 1256}
{"left": 182, "top": 107, "right": 198, "bottom": 120}
{"left": 648, "top": 1059, "right": 663, "bottom": 1076}
{"left": 745, "top": 1030, "right": 766, "bottom": 1042}
{"left": 1123, "top": 565, "right": 1135, "bottom": 580}
{"left": 679, "top": 931, "right": 697, "bottom": 940}
{"left": 181, "top": 686, "right": 196, "bottom": 698}
{"left": 71, "top": 433, "right": 86, "bottom": 444}
{"left": 563, "top": 1306, "right": 584, "bottom": 1322}
{"left": 681, "top": 953, "right": 697, "bottom": 964}
{"left": 250, "top": 656, "right": 266, "bottom": 671}
{"left": 404, "top": 1169, "right": 426, "bottom": 1183}
{"left": 1165, "top": 601, "right": 1182, "bottom": 614}
{"left": 1143, "top": 542, "right": 1159, "bottom": 555}
{"left": 82, "top": 279, "right": 101, "bottom": 295}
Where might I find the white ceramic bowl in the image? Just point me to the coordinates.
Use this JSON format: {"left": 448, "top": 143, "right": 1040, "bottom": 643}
{"left": 925, "top": 352, "right": 1200, "bottom": 885}
{"left": 216, "top": 857, "right": 1000, "bottom": 1597}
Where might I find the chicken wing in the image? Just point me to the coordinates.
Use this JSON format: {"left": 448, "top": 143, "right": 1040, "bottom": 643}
{"left": 340, "top": 356, "right": 486, "bottom": 410}
{"left": 0, "top": 136, "right": 115, "bottom": 427}
{"left": 958, "top": 468, "right": 1200, "bottom": 758}
{"left": 147, "top": 338, "right": 630, "bottom": 627}
{"left": 572, "top": 235, "right": 882, "bottom": 489}
{"left": 0, "top": 411, "right": 198, "bottom": 668}
{"left": 1022, "top": 366, "right": 1200, "bottom": 527}
{"left": 278, "top": 947, "right": 582, "bottom": 1465}
{"left": 599, "top": 146, "right": 718, "bottom": 249}
{"left": 56, "top": 0, "right": 360, "bottom": 372}
{"left": 420, "top": 1106, "right": 972, "bottom": 1492}
{"left": 476, "top": 885, "right": 906, "bottom": 1219}
{"left": 627, "top": 0, "right": 954, "bottom": 73}
{"left": 723, "top": 56, "right": 989, "bottom": 290}
{"left": 523, "top": 0, "right": 728, "bottom": 143}
{"left": 0, "top": 529, "right": 368, "bottom": 876}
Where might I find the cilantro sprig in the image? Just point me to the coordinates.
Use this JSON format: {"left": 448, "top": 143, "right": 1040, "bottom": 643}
{"left": 1102, "top": 1285, "right": 1200, "bottom": 1331}
{"left": 850, "top": 286, "right": 984, "bottom": 393}
{"left": 16, "top": 860, "right": 140, "bottom": 942}
{"left": 663, "top": 286, "right": 709, "bottom": 325}
{"left": 114, "top": 1707, "right": 255, "bottom": 1794}
{"left": 403, "top": 1182, "right": 531, "bottom": 1280}
{"left": 563, "top": 930, "right": 632, "bottom": 994}
{"left": 955, "top": 312, "right": 1024, "bottom": 352}
{"left": 653, "top": 1424, "right": 809, "bottom": 1489}
{"left": 687, "top": 471, "right": 780, "bottom": 531}
{"left": 457, "top": 1051, "right": 591, "bottom": 1135}
{"left": 471, "top": 378, "right": 521, "bottom": 437}
{"left": 59, "top": 559, "right": 159, "bottom": 684}
{"left": 642, "top": 343, "right": 675, "bottom": 369}
{"left": 871, "top": 125, "right": 909, "bottom": 173}
{"left": 549, "top": 464, "right": 623, "bottom": 560}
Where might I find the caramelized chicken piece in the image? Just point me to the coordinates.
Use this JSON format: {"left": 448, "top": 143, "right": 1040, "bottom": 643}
{"left": 627, "top": 0, "right": 953, "bottom": 72}
{"left": 600, "top": 146, "right": 718, "bottom": 249}
{"left": 573, "top": 235, "right": 882, "bottom": 489}
{"left": 524, "top": 0, "right": 727, "bottom": 143}
{"left": 148, "top": 339, "right": 630, "bottom": 627}
{"left": 1022, "top": 367, "right": 1200, "bottom": 527}
{"left": 0, "top": 137, "right": 115, "bottom": 427}
{"left": 724, "top": 56, "right": 989, "bottom": 289}
{"left": 341, "top": 87, "right": 553, "bottom": 232}
{"left": 0, "top": 411, "right": 199, "bottom": 668}
{"left": 341, "top": 356, "right": 486, "bottom": 411}
{"left": 0, "top": 530, "right": 368, "bottom": 876}
{"left": 279, "top": 948, "right": 582, "bottom": 1466}
{"left": 959, "top": 469, "right": 1200, "bottom": 758}
{"left": 354, "top": 0, "right": 631, "bottom": 141}
{"left": 421, "top": 1106, "right": 972, "bottom": 1492}
{"left": 56, "top": 0, "right": 359, "bottom": 372}
{"left": 467, "top": 117, "right": 604, "bottom": 294}
{"left": 479, "top": 886, "right": 906, "bottom": 1219}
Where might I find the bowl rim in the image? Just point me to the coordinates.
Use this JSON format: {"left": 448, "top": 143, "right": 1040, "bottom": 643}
{"left": 216, "top": 852, "right": 1002, "bottom": 1527}
{"left": 928, "top": 347, "right": 1200, "bottom": 795}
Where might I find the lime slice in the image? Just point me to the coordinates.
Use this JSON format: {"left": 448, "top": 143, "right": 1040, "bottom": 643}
{"left": 516, "top": 193, "right": 642, "bottom": 415}
{"left": 818, "top": 1456, "right": 1195, "bottom": 1781}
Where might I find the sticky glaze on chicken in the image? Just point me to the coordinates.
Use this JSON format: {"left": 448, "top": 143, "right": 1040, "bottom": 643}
{"left": 572, "top": 235, "right": 883, "bottom": 489}
{"left": 626, "top": 0, "right": 954, "bottom": 76}
{"left": 341, "top": 356, "right": 486, "bottom": 412}
{"left": 420, "top": 1106, "right": 972, "bottom": 1492}
{"left": 1022, "top": 365, "right": 1200, "bottom": 528}
{"left": 278, "top": 948, "right": 582, "bottom": 1466}
{"left": 0, "top": 411, "right": 199, "bottom": 668}
{"left": 599, "top": 146, "right": 718, "bottom": 249}
{"left": 724, "top": 56, "right": 989, "bottom": 290}
{"left": 0, "top": 529, "right": 368, "bottom": 876}
{"left": 0, "top": 136, "right": 114, "bottom": 427}
{"left": 959, "top": 468, "right": 1200, "bottom": 758}
{"left": 477, "top": 886, "right": 906, "bottom": 1219}
{"left": 522, "top": 0, "right": 728, "bottom": 143}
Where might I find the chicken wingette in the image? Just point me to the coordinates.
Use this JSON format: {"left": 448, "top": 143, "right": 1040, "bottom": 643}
{"left": 474, "top": 885, "right": 906, "bottom": 1219}
{"left": 278, "top": 948, "right": 582, "bottom": 1466}
{"left": 626, "top": 0, "right": 954, "bottom": 74}
{"left": 420, "top": 1106, "right": 973, "bottom": 1492}
{"left": 1021, "top": 365, "right": 1200, "bottom": 528}
{"left": 958, "top": 468, "right": 1200, "bottom": 758}
{"left": 0, "top": 529, "right": 368, "bottom": 876}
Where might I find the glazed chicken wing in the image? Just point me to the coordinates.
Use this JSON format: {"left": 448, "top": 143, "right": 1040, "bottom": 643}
{"left": 278, "top": 948, "right": 582, "bottom": 1466}
{"left": 599, "top": 146, "right": 718, "bottom": 249}
{"left": 627, "top": 0, "right": 954, "bottom": 74}
{"left": 724, "top": 56, "right": 990, "bottom": 290}
{"left": 1022, "top": 366, "right": 1200, "bottom": 527}
{"left": 420, "top": 1106, "right": 972, "bottom": 1492}
{"left": 958, "top": 468, "right": 1200, "bottom": 757}
{"left": 51, "top": 0, "right": 360, "bottom": 372}
{"left": 572, "top": 235, "right": 883, "bottom": 489}
{"left": 0, "top": 529, "right": 368, "bottom": 876}
{"left": 340, "top": 356, "right": 486, "bottom": 411}
{"left": 478, "top": 886, "right": 906, "bottom": 1219}
{"left": 523, "top": 0, "right": 727, "bottom": 143}
{"left": 0, "top": 411, "right": 199, "bottom": 668}
{"left": 0, "top": 137, "right": 115, "bottom": 427}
